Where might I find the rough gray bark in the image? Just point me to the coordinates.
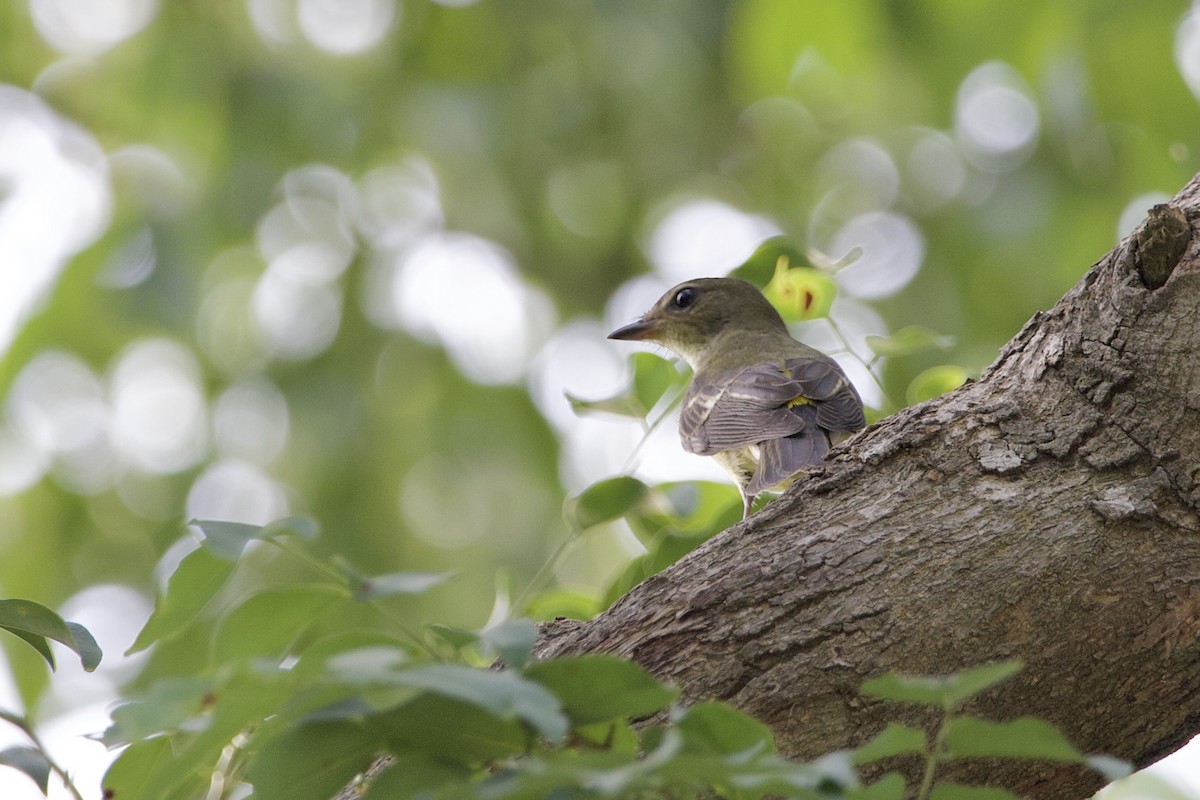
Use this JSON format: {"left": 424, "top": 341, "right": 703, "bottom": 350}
{"left": 534, "top": 176, "right": 1200, "bottom": 798}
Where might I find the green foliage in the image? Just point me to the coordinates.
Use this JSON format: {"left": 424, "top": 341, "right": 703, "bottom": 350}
{"left": 0, "top": 746, "right": 50, "bottom": 794}
{"left": 0, "top": 598, "right": 101, "bottom": 672}
{"left": 99, "top": 517, "right": 866, "bottom": 800}
{"left": 87, "top": 518, "right": 1139, "bottom": 800}
{"left": 2, "top": 2, "right": 1197, "bottom": 796}
{"left": 854, "top": 662, "right": 1133, "bottom": 800}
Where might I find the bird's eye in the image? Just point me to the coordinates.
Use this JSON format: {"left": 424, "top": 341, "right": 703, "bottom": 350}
{"left": 672, "top": 287, "right": 698, "bottom": 309}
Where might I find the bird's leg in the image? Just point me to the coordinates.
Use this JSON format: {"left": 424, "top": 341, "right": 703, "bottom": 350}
{"left": 741, "top": 491, "right": 754, "bottom": 519}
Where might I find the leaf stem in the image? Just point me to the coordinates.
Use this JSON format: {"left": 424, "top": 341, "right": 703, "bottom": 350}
{"left": 3, "top": 713, "right": 85, "bottom": 800}
{"left": 916, "top": 710, "right": 952, "bottom": 800}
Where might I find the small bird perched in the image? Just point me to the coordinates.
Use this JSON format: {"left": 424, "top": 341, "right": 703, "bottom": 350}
{"left": 609, "top": 278, "right": 865, "bottom": 518}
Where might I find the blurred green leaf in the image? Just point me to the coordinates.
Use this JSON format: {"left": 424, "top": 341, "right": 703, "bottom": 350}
{"left": 849, "top": 772, "right": 908, "bottom": 800}
{"left": 565, "top": 389, "right": 645, "bottom": 419}
{"left": 292, "top": 631, "right": 411, "bottom": 677}
{"left": 631, "top": 351, "right": 680, "bottom": 412}
{"left": 928, "top": 782, "right": 1023, "bottom": 800}
{"left": 861, "top": 661, "right": 1023, "bottom": 709}
{"left": 128, "top": 546, "right": 237, "bottom": 654}
{"left": 369, "top": 693, "right": 528, "bottom": 764}
{"left": 245, "top": 721, "right": 373, "bottom": 800}
{"left": 526, "top": 655, "right": 678, "bottom": 725}
{"left": 673, "top": 700, "right": 776, "bottom": 756}
{"left": 729, "top": 236, "right": 808, "bottom": 287}
{"left": 0, "top": 598, "right": 101, "bottom": 672}
{"left": 764, "top": 264, "right": 838, "bottom": 322}
{"left": 387, "top": 664, "right": 567, "bottom": 743}
{"left": 478, "top": 617, "right": 537, "bottom": 670}
{"left": 102, "top": 676, "right": 217, "bottom": 747}
{"left": 866, "top": 326, "right": 955, "bottom": 358}
{"left": 907, "top": 365, "right": 971, "bottom": 405}
{"left": 853, "top": 723, "right": 927, "bottom": 764}
{"left": 522, "top": 587, "right": 602, "bottom": 622}
{"left": 944, "top": 716, "right": 1083, "bottom": 762}
{"left": 102, "top": 738, "right": 176, "bottom": 800}
{"left": 190, "top": 516, "right": 318, "bottom": 560}
{"left": 212, "top": 585, "right": 342, "bottom": 662}
{"left": 345, "top": 568, "right": 454, "bottom": 601}
{"left": 362, "top": 754, "right": 471, "bottom": 799}
{"left": 0, "top": 746, "right": 49, "bottom": 793}
{"left": 564, "top": 476, "right": 648, "bottom": 530}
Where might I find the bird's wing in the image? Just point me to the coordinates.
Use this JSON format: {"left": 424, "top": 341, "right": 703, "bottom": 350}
{"left": 747, "top": 405, "right": 828, "bottom": 495}
{"left": 680, "top": 356, "right": 865, "bottom": 456}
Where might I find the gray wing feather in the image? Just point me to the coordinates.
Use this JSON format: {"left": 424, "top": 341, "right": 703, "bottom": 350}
{"left": 680, "top": 355, "right": 865, "bottom": 458}
{"left": 747, "top": 406, "right": 829, "bottom": 495}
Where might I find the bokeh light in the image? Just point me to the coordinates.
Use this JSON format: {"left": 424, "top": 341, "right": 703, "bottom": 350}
{"left": 1176, "top": 4, "right": 1200, "bottom": 101}
{"left": 186, "top": 459, "right": 290, "bottom": 524}
{"left": 109, "top": 339, "right": 209, "bottom": 474}
{"left": 955, "top": 61, "right": 1041, "bottom": 173}
{"left": 646, "top": 199, "right": 780, "bottom": 284}
{"left": 0, "top": 87, "right": 110, "bottom": 356}
{"left": 30, "top": 0, "right": 158, "bottom": 55}
{"left": 212, "top": 378, "right": 290, "bottom": 465}
{"left": 390, "top": 232, "right": 557, "bottom": 385}
{"left": 829, "top": 211, "right": 925, "bottom": 300}
{"left": 248, "top": 0, "right": 397, "bottom": 53}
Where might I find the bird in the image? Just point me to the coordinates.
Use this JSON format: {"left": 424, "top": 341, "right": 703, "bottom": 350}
{"left": 608, "top": 277, "right": 865, "bottom": 518}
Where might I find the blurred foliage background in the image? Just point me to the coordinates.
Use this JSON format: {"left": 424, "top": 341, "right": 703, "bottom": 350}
{"left": 1, "top": 0, "right": 1200, "bottom": 794}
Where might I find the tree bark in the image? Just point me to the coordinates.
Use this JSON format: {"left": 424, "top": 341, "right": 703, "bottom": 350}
{"left": 534, "top": 175, "right": 1200, "bottom": 798}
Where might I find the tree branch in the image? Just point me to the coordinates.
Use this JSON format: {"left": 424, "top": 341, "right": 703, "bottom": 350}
{"left": 535, "top": 174, "right": 1200, "bottom": 799}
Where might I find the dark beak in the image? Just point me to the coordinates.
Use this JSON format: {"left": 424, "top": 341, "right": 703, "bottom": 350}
{"left": 607, "top": 319, "right": 658, "bottom": 341}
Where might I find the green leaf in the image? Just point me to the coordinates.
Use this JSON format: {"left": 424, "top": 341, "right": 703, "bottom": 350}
{"left": 212, "top": 585, "right": 342, "bottom": 662}
{"left": 362, "top": 754, "right": 471, "bottom": 799}
{"left": 101, "top": 676, "right": 217, "bottom": 746}
{"left": 673, "top": 700, "right": 776, "bottom": 756}
{"left": 190, "top": 515, "right": 317, "bottom": 559}
{"left": 907, "top": 365, "right": 970, "bottom": 405}
{"left": 938, "top": 661, "right": 1025, "bottom": 707}
{"left": 347, "top": 569, "right": 454, "bottom": 601}
{"left": 291, "top": 631, "right": 410, "bottom": 677}
{"left": 478, "top": 617, "right": 537, "bottom": 670}
{"left": 102, "top": 738, "right": 176, "bottom": 800}
{"left": 944, "top": 716, "right": 1083, "bottom": 762}
{"left": 64, "top": 622, "right": 102, "bottom": 671}
{"left": 565, "top": 388, "right": 645, "bottom": 419}
{"left": 849, "top": 772, "right": 908, "bottom": 800}
{"left": 866, "top": 325, "right": 955, "bottom": 358}
{"left": 521, "top": 587, "right": 602, "bottom": 622}
{"left": 3, "top": 627, "right": 54, "bottom": 672}
{"left": 763, "top": 264, "right": 838, "bottom": 322}
{"left": 729, "top": 235, "right": 808, "bottom": 287}
{"left": 0, "top": 598, "right": 102, "bottom": 672}
{"left": 929, "top": 782, "right": 1023, "bottom": 800}
{"left": 189, "top": 519, "right": 265, "bottom": 558}
{"left": 526, "top": 655, "right": 678, "bottom": 725}
{"left": 631, "top": 351, "right": 679, "bottom": 412}
{"left": 389, "top": 664, "right": 568, "bottom": 743}
{"left": 861, "top": 661, "right": 1023, "bottom": 709}
{"left": 0, "top": 746, "right": 50, "bottom": 793}
{"left": 854, "top": 723, "right": 927, "bottom": 764}
{"left": 369, "top": 693, "right": 528, "bottom": 763}
{"left": 426, "top": 623, "right": 480, "bottom": 650}
{"left": 564, "top": 476, "right": 648, "bottom": 530}
{"left": 129, "top": 669, "right": 299, "bottom": 800}
{"left": 245, "top": 721, "right": 373, "bottom": 800}
{"left": 127, "top": 545, "right": 237, "bottom": 654}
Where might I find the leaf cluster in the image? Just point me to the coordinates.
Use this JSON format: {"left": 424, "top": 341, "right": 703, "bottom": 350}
{"left": 96, "top": 517, "right": 857, "bottom": 800}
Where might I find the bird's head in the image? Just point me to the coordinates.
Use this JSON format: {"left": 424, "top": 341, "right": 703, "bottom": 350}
{"left": 608, "top": 278, "right": 787, "bottom": 368}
